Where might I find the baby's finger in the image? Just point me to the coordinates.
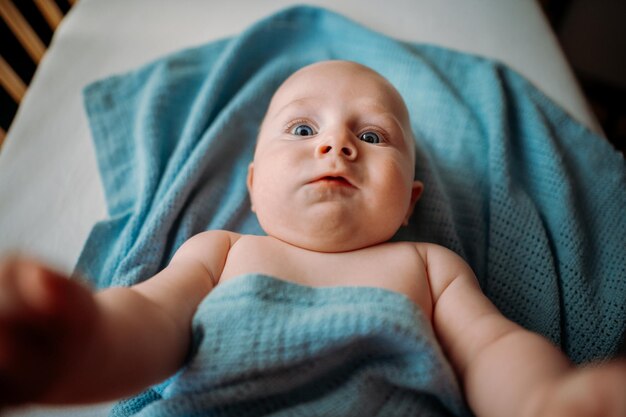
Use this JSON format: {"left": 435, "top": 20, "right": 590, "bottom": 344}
{"left": 0, "top": 257, "right": 59, "bottom": 315}
{"left": 0, "top": 258, "right": 94, "bottom": 405}
{"left": 0, "top": 258, "right": 26, "bottom": 313}
{"left": 14, "top": 258, "right": 69, "bottom": 314}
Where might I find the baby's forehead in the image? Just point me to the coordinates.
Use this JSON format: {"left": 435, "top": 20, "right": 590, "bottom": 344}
{"left": 268, "top": 62, "right": 409, "bottom": 120}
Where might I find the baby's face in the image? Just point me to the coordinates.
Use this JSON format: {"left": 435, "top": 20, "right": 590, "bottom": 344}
{"left": 248, "top": 61, "right": 423, "bottom": 252}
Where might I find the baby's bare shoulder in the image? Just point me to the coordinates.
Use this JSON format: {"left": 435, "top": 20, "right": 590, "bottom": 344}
{"left": 171, "top": 230, "right": 246, "bottom": 278}
{"left": 413, "top": 241, "right": 454, "bottom": 256}
{"left": 173, "top": 230, "right": 243, "bottom": 256}
{"left": 185, "top": 229, "right": 243, "bottom": 245}
{"left": 413, "top": 242, "right": 469, "bottom": 268}
{"left": 411, "top": 242, "right": 476, "bottom": 299}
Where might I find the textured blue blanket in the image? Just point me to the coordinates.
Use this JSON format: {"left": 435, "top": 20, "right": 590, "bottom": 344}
{"left": 127, "top": 274, "right": 470, "bottom": 417}
{"left": 76, "top": 5, "right": 626, "bottom": 416}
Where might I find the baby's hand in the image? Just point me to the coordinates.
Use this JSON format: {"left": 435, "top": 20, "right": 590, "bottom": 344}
{"left": 535, "top": 360, "right": 626, "bottom": 417}
{"left": 0, "top": 257, "right": 98, "bottom": 406}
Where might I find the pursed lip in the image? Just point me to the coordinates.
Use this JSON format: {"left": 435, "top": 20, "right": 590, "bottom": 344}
{"left": 308, "top": 173, "right": 356, "bottom": 187}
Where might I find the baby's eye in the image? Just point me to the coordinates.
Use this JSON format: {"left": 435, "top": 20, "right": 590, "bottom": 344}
{"left": 359, "top": 131, "right": 382, "bottom": 144}
{"left": 291, "top": 124, "right": 316, "bottom": 136}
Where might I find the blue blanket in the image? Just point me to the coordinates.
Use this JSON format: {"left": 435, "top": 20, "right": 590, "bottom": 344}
{"left": 76, "top": 5, "right": 626, "bottom": 415}
{"left": 126, "top": 274, "right": 470, "bottom": 417}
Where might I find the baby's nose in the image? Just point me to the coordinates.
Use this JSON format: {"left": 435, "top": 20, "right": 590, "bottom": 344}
{"left": 318, "top": 144, "right": 356, "bottom": 159}
{"left": 316, "top": 131, "right": 358, "bottom": 160}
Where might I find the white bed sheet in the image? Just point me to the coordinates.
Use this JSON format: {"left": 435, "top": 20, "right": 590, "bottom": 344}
{"left": 0, "top": 0, "right": 599, "bottom": 415}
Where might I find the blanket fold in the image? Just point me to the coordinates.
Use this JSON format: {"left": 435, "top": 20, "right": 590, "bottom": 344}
{"left": 76, "top": 5, "right": 626, "bottom": 416}
{"left": 120, "top": 274, "right": 469, "bottom": 417}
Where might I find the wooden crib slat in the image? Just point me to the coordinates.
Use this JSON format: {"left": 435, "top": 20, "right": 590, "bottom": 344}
{"left": 1, "top": 0, "right": 76, "bottom": 152}
{"left": 34, "top": 0, "right": 63, "bottom": 30}
{"left": 0, "top": 55, "right": 26, "bottom": 103}
{"left": 0, "top": 127, "right": 5, "bottom": 150}
{"left": 0, "top": 0, "right": 46, "bottom": 64}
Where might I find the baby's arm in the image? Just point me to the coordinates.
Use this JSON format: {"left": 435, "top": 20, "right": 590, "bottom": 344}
{"left": 0, "top": 230, "right": 238, "bottom": 406}
{"left": 421, "top": 243, "right": 626, "bottom": 417}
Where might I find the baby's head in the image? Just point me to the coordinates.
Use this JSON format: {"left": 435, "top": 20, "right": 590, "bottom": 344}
{"left": 247, "top": 61, "right": 423, "bottom": 252}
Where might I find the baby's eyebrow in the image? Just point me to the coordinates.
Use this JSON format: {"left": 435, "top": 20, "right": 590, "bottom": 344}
{"left": 356, "top": 105, "right": 407, "bottom": 136}
{"left": 361, "top": 109, "right": 402, "bottom": 128}
{"left": 269, "top": 98, "right": 318, "bottom": 122}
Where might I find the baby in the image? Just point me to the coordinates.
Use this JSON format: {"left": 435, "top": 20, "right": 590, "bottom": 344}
{"left": 1, "top": 61, "right": 625, "bottom": 416}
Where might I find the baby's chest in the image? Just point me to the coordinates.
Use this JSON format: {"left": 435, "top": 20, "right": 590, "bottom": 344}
{"left": 219, "top": 238, "right": 432, "bottom": 313}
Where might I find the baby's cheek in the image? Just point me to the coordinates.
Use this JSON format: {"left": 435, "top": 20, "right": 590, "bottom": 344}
{"left": 378, "top": 161, "right": 413, "bottom": 194}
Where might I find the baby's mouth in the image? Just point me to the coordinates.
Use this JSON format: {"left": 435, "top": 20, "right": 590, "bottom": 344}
{"left": 311, "top": 176, "right": 354, "bottom": 187}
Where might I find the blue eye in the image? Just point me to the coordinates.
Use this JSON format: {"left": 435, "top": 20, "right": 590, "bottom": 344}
{"left": 359, "top": 131, "right": 382, "bottom": 144}
{"left": 292, "top": 124, "right": 315, "bottom": 136}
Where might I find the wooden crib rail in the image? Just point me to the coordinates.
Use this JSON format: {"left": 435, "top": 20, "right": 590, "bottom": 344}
{"left": 0, "top": 0, "right": 76, "bottom": 150}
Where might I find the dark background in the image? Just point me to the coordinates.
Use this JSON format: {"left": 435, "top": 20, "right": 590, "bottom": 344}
{"left": 1, "top": 0, "right": 625, "bottom": 153}
{"left": 541, "top": 0, "right": 625, "bottom": 153}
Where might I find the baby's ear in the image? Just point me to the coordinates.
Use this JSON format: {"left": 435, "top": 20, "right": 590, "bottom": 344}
{"left": 247, "top": 162, "right": 255, "bottom": 213}
{"left": 403, "top": 181, "right": 424, "bottom": 226}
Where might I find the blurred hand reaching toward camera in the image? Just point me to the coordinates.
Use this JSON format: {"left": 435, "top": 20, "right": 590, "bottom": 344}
{"left": 0, "top": 257, "right": 98, "bottom": 406}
